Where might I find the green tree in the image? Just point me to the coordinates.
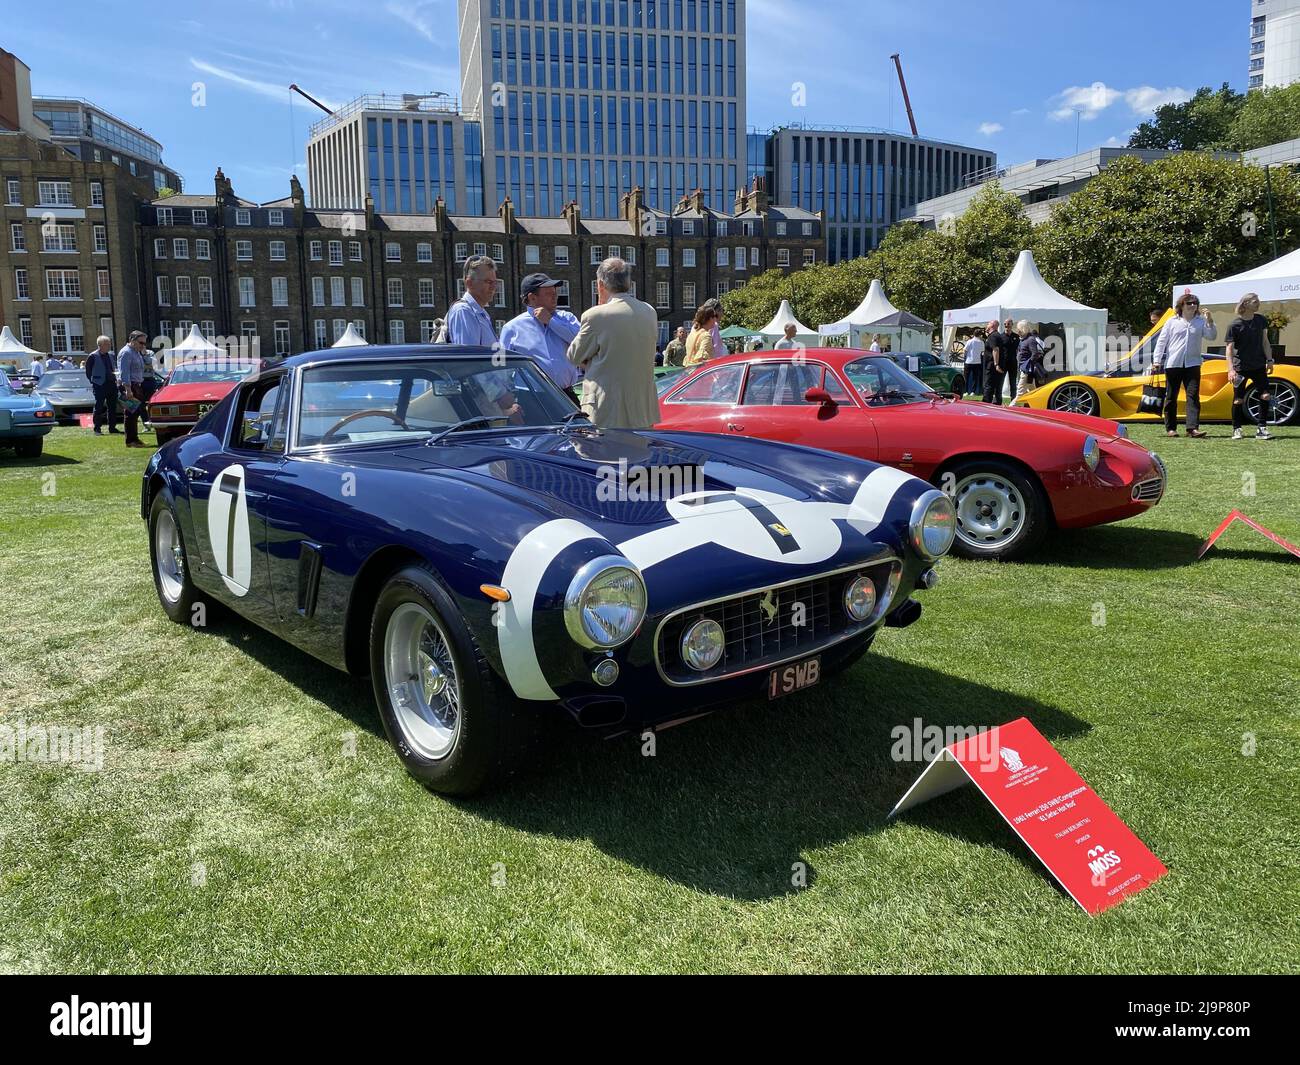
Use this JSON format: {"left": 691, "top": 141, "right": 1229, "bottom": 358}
{"left": 1034, "top": 154, "right": 1300, "bottom": 329}
{"left": 1127, "top": 84, "right": 1244, "bottom": 150}
{"left": 1230, "top": 83, "right": 1300, "bottom": 151}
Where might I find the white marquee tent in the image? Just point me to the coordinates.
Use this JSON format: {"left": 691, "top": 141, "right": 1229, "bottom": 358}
{"left": 159, "top": 324, "right": 224, "bottom": 372}
{"left": 331, "top": 323, "right": 370, "bottom": 348}
{"left": 1173, "top": 245, "right": 1300, "bottom": 307}
{"left": 0, "top": 325, "right": 45, "bottom": 361}
{"left": 759, "top": 299, "right": 818, "bottom": 345}
{"left": 818, "top": 279, "right": 932, "bottom": 351}
{"left": 943, "top": 250, "right": 1107, "bottom": 374}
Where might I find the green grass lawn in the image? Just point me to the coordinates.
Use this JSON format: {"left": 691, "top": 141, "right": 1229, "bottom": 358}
{"left": 1, "top": 422, "right": 1298, "bottom": 973}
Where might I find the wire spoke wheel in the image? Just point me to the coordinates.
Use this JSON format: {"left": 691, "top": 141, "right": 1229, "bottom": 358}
{"left": 384, "top": 602, "right": 462, "bottom": 760}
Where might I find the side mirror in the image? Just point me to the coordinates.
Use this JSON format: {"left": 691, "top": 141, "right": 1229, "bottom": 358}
{"left": 804, "top": 387, "right": 836, "bottom": 408}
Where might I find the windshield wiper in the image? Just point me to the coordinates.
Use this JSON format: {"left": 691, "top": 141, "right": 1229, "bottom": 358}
{"left": 869, "top": 388, "right": 931, "bottom": 403}
{"left": 425, "top": 415, "right": 511, "bottom": 445}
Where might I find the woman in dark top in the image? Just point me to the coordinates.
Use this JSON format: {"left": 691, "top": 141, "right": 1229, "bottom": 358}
{"left": 1225, "top": 292, "right": 1274, "bottom": 440}
{"left": 1013, "top": 319, "right": 1045, "bottom": 401}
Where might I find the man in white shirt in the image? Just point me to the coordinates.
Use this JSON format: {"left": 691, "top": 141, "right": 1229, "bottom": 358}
{"left": 28, "top": 355, "right": 46, "bottom": 379}
{"left": 774, "top": 323, "right": 799, "bottom": 350}
{"left": 963, "top": 332, "right": 985, "bottom": 397}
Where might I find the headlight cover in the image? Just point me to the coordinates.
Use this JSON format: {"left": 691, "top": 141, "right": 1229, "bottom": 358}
{"left": 680, "top": 618, "right": 725, "bottom": 671}
{"left": 843, "top": 575, "right": 877, "bottom": 622}
{"left": 1083, "top": 434, "right": 1100, "bottom": 471}
{"left": 564, "top": 556, "right": 647, "bottom": 650}
{"left": 909, "top": 489, "right": 957, "bottom": 561}
{"left": 1115, "top": 424, "right": 1129, "bottom": 439}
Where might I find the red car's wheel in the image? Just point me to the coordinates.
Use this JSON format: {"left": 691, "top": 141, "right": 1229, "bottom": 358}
{"left": 943, "top": 460, "right": 1049, "bottom": 561}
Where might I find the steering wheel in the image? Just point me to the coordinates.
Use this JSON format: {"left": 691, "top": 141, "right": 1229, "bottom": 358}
{"left": 320, "top": 408, "right": 409, "bottom": 443}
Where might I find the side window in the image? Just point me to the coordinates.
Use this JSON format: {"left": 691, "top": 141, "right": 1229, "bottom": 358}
{"left": 666, "top": 364, "right": 746, "bottom": 405}
{"left": 233, "top": 376, "right": 284, "bottom": 451}
{"left": 742, "top": 362, "right": 822, "bottom": 405}
{"left": 821, "top": 369, "right": 851, "bottom": 401}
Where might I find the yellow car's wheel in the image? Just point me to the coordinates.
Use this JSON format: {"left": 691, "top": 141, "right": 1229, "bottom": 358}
{"left": 1048, "top": 382, "right": 1099, "bottom": 417}
{"left": 1245, "top": 379, "right": 1299, "bottom": 426}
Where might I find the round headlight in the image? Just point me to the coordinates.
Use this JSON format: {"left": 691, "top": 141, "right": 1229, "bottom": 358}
{"left": 843, "top": 575, "right": 877, "bottom": 622}
{"left": 680, "top": 618, "right": 724, "bottom": 671}
{"left": 563, "top": 556, "right": 647, "bottom": 650}
{"left": 909, "top": 490, "right": 957, "bottom": 560}
{"left": 1082, "top": 434, "right": 1100, "bottom": 471}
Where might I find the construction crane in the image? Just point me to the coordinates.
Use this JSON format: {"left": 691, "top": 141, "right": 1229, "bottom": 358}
{"left": 289, "top": 84, "right": 333, "bottom": 116}
{"left": 889, "top": 54, "right": 918, "bottom": 137}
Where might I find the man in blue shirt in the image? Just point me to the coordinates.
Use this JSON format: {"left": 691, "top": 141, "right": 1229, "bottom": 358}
{"left": 443, "top": 254, "right": 499, "bottom": 348}
{"left": 499, "top": 273, "right": 581, "bottom": 392}
{"left": 117, "top": 330, "right": 150, "bottom": 448}
{"left": 84, "top": 335, "right": 121, "bottom": 434}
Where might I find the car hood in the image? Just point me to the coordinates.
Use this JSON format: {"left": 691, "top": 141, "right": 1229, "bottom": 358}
{"left": 345, "top": 426, "right": 891, "bottom": 529}
{"left": 153, "top": 381, "right": 240, "bottom": 403}
{"left": 892, "top": 396, "right": 1122, "bottom": 441}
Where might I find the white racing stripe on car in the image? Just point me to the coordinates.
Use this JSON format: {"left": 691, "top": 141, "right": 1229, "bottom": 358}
{"left": 843, "top": 466, "right": 919, "bottom": 536}
{"left": 498, "top": 518, "right": 604, "bottom": 701}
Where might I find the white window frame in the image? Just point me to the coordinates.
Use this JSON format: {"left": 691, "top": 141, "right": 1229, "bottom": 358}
{"left": 682, "top": 248, "right": 696, "bottom": 267}
{"left": 329, "top": 240, "right": 343, "bottom": 265}
{"left": 310, "top": 240, "right": 323, "bottom": 261}
{"left": 268, "top": 209, "right": 284, "bottom": 227}
{"left": 238, "top": 276, "right": 255, "bottom": 307}
{"left": 196, "top": 238, "right": 211, "bottom": 260}
{"left": 236, "top": 208, "right": 252, "bottom": 226}
{"left": 90, "top": 181, "right": 104, "bottom": 207}
{"left": 525, "top": 244, "right": 540, "bottom": 265}
{"left": 269, "top": 239, "right": 286, "bottom": 261}
{"left": 175, "top": 275, "right": 193, "bottom": 306}
{"left": 416, "top": 242, "right": 433, "bottom": 263}
{"left": 387, "top": 278, "right": 403, "bottom": 307}
{"left": 554, "top": 246, "right": 570, "bottom": 266}
{"left": 172, "top": 237, "right": 189, "bottom": 259}
{"left": 198, "top": 276, "right": 214, "bottom": 307}
{"left": 273, "top": 276, "right": 290, "bottom": 307}
{"left": 235, "top": 240, "right": 253, "bottom": 261}
{"left": 385, "top": 242, "right": 401, "bottom": 262}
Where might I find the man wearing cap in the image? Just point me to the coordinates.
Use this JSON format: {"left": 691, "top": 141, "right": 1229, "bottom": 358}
{"left": 499, "top": 273, "right": 582, "bottom": 395}
{"left": 117, "top": 330, "right": 150, "bottom": 448}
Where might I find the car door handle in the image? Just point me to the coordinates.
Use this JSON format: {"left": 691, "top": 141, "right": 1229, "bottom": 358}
{"left": 185, "top": 466, "right": 208, "bottom": 480}
{"left": 726, "top": 422, "right": 745, "bottom": 432}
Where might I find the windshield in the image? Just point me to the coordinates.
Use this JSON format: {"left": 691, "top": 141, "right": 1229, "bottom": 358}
{"left": 296, "top": 357, "right": 578, "bottom": 448}
{"left": 167, "top": 363, "right": 257, "bottom": 385}
{"left": 38, "top": 371, "right": 86, "bottom": 392}
{"left": 843, "top": 356, "right": 936, "bottom": 404}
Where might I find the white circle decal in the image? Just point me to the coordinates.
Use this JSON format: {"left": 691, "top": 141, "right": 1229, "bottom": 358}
{"left": 206, "top": 463, "right": 253, "bottom": 597}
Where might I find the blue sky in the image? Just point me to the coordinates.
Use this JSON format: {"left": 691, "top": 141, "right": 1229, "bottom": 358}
{"left": 7, "top": 0, "right": 1244, "bottom": 204}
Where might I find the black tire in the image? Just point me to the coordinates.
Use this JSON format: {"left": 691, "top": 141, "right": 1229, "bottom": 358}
{"left": 951, "top": 373, "right": 966, "bottom": 395}
{"left": 942, "top": 459, "right": 1049, "bottom": 561}
{"left": 148, "top": 488, "right": 208, "bottom": 624}
{"left": 369, "top": 563, "right": 533, "bottom": 796}
{"left": 13, "top": 437, "right": 43, "bottom": 458}
{"left": 1048, "top": 382, "right": 1100, "bottom": 417}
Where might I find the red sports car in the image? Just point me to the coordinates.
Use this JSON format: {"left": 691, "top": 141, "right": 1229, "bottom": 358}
{"left": 657, "top": 350, "right": 1166, "bottom": 560}
{"left": 149, "top": 360, "right": 260, "bottom": 444}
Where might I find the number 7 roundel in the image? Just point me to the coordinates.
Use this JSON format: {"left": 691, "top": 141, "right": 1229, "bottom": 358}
{"left": 207, "top": 464, "right": 253, "bottom": 597}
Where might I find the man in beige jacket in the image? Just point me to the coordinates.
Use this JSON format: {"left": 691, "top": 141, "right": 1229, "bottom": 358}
{"left": 566, "top": 257, "right": 660, "bottom": 429}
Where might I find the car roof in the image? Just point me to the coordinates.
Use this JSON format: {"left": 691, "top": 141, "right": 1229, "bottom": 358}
{"left": 280, "top": 343, "right": 511, "bottom": 368}
{"left": 699, "top": 348, "right": 891, "bottom": 370}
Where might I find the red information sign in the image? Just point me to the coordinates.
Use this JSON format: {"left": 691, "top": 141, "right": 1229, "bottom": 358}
{"left": 890, "top": 718, "right": 1167, "bottom": 915}
{"left": 1197, "top": 509, "right": 1300, "bottom": 560}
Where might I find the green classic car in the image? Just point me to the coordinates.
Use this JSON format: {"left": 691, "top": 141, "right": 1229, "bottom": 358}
{"left": 881, "top": 352, "right": 967, "bottom": 395}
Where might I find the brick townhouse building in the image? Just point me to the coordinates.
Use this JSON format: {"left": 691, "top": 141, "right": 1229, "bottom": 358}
{"left": 0, "top": 129, "right": 153, "bottom": 359}
{"left": 137, "top": 169, "right": 824, "bottom": 356}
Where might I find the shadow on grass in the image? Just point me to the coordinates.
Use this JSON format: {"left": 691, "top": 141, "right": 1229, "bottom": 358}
{"left": 0, "top": 452, "right": 79, "bottom": 468}
{"left": 1032, "top": 525, "right": 1203, "bottom": 570}
{"left": 195, "top": 610, "right": 1087, "bottom": 900}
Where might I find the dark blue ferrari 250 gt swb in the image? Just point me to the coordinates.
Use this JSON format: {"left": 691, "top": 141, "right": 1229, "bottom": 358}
{"left": 141, "top": 345, "right": 955, "bottom": 794}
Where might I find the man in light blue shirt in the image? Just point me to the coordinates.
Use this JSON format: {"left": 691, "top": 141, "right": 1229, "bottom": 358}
{"left": 499, "top": 273, "right": 581, "bottom": 391}
{"left": 443, "top": 254, "right": 499, "bottom": 348}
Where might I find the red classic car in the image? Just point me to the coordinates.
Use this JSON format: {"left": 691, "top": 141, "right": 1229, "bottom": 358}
{"left": 656, "top": 350, "right": 1166, "bottom": 560}
{"left": 149, "top": 360, "right": 261, "bottom": 444}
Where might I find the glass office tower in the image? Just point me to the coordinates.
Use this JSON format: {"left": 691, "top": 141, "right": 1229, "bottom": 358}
{"left": 458, "top": 0, "right": 746, "bottom": 218}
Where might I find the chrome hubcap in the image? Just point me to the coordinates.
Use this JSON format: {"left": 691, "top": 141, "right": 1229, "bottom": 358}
{"left": 954, "top": 474, "right": 1025, "bottom": 549}
{"left": 1052, "top": 384, "right": 1095, "bottom": 416}
{"left": 1246, "top": 381, "right": 1296, "bottom": 426}
{"left": 154, "top": 509, "right": 184, "bottom": 604}
{"left": 385, "top": 602, "right": 460, "bottom": 760}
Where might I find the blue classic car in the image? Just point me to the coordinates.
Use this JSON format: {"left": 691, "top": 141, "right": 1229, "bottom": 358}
{"left": 0, "top": 369, "right": 55, "bottom": 456}
{"left": 141, "top": 345, "right": 955, "bottom": 794}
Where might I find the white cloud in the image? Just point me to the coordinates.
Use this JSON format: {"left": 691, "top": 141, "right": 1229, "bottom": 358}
{"left": 386, "top": 1, "right": 439, "bottom": 42}
{"left": 1123, "top": 86, "right": 1192, "bottom": 114}
{"left": 1012, "top": 108, "right": 1031, "bottom": 116}
{"left": 978, "top": 122, "right": 1003, "bottom": 136}
{"left": 1050, "top": 83, "right": 1192, "bottom": 122}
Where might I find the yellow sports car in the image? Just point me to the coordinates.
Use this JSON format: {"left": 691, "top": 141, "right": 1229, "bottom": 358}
{"left": 1016, "top": 310, "right": 1300, "bottom": 426}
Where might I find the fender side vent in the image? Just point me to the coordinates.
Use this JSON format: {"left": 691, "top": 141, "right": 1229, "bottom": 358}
{"left": 297, "top": 542, "right": 324, "bottom": 618}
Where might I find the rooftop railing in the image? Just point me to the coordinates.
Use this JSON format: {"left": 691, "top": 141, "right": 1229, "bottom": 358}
{"left": 309, "top": 93, "right": 464, "bottom": 137}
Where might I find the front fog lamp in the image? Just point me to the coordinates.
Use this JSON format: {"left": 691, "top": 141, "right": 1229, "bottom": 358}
{"left": 1082, "top": 434, "right": 1101, "bottom": 472}
{"left": 681, "top": 618, "right": 725, "bottom": 672}
{"left": 909, "top": 490, "right": 957, "bottom": 561}
{"left": 564, "top": 556, "right": 647, "bottom": 650}
{"left": 843, "top": 575, "right": 877, "bottom": 622}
